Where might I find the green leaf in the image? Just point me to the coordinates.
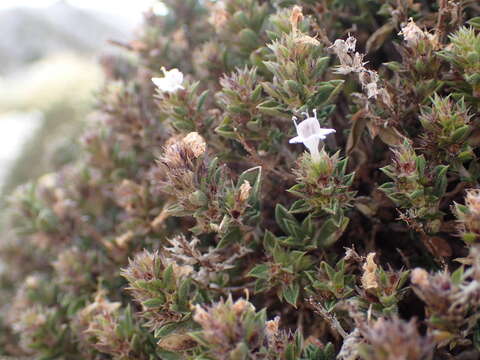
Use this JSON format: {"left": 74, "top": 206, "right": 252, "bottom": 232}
{"left": 143, "top": 297, "right": 165, "bottom": 308}
{"left": 263, "top": 230, "right": 277, "bottom": 252}
{"left": 196, "top": 90, "right": 210, "bottom": 113}
{"left": 230, "top": 342, "right": 249, "bottom": 360}
{"left": 377, "top": 126, "right": 404, "bottom": 147}
{"left": 450, "top": 125, "right": 471, "bottom": 143}
{"left": 451, "top": 266, "right": 464, "bottom": 285}
{"left": 307, "top": 80, "right": 344, "bottom": 107}
{"left": 433, "top": 165, "right": 449, "bottom": 196}
{"left": 238, "top": 28, "right": 259, "bottom": 50}
{"left": 177, "top": 279, "right": 192, "bottom": 307}
{"left": 254, "top": 279, "right": 271, "bottom": 293}
{"left": 316, "top": 216, "right": 349, "bottom": 247}
{"left": 155, "top": 323, "right": 182, "bottom": 338}
{"left": 416, "top": 155, "right": 426, "bottom": 177}
{"left": 321, "top": 261, "right": 336, "bottom": 280}
{"left": 284, "top": 343, "right": 296, "bottom": 360}
{"left": 468, "top": 17, "right": 480, "bottom": 30}
{"left": 383, "top": 61, "right": 402, "bottom": 72}
{"left": 163, "top": 265, "right": 175, "bottom": 290}
{"left": 248, "top": 264, "right": 270, "bottom": 279}
{"left": 275, "top": 204, "right": 298, "bottom": 235}
{"left": 237, "top": 166, "right": 262, "bottom": 199}
{"left": 257, "top": 98, "right": 289, "bottom": 118}
{"left": 217, "top": 226, "right": 242, "bottom": 248}
{"left": 378, "top": 181, "right": 396, "bottom": 192}
{"left": 346, "top": 111, "right": 368, "bottom": 155}
{"left": 282, "top": 283, "right": 300, "bottom": 307}
{"left": 215, "top": 123, "right": 237, "bottom": 139}
{"left": 285, "top": 80, "right": 303, "bottom": 96}
{"left": 289, "top": 199, "right": 311, "bottom": 214}
{"left": 473, "top": 321, "right": 480, "bottom": 351}
{"left": 120, "top": 305, "right": 134, "bottom": 337}
{"left": 157, "top": 347, "right": 188, "bottom": 359}
{"left": 251, "top": 84, "right": 263, "bottom": 102}
{"left": 366, "top": 22, "right": 395, "bottom": 52}
{"left": 379, "top": 165, "right": 395, "bottom": 179}
{"left": 323, "top": 342, "right": 336, "bottom": 359}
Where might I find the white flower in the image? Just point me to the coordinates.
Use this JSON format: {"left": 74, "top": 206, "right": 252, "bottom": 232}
{"left": 152, "top": 67, "right": 184, "bottom": 93}
{"left": 289, "top": 109, "right": 336, "bottom": 160}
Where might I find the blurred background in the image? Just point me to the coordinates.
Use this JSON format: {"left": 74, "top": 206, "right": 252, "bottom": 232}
{"left": 0, "top": 0, "right": 164, "bottom": 197}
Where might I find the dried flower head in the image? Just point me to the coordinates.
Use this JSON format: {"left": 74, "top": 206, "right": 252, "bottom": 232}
{"left": 114, "top": 179, "right": 143, "bottom": 213}
{"left": 295, "top": 34, "right": 320, "bottom": 46}
{"left": 329, "top": 35, "right": 392, "bottom": 106}
{"left": 182, "top": 132, "right": 206, "bottom": 158}
{"left": 166, "top": 234, "right": 250, "bottom": 285}
{"left": 238, "top": 180, "right": 252, "bottom": 202}
{"left": 464, "top": 189, "right": 480, "bottom": 220}
{"left": 337, "top": 328, "right": 361, "bottom": 360}
{"left": 361, "top": 252, "right": 378, "bottom": 290}
{"left": 52, "top": 247, "right": 98, "bottom": 291}
{"left": 24, "top": 274, "right": 40, "bottom": 288}
{"left": 72, "top": 291, "right": 121, "bottom": 352}
{"left": 11, "top": 306, "right": 49, "bottom": 335}
{"left": 329, "top": 37, "right": 365, "bottom": 74}
{"left": 290, "top": 5, "right": 303, "bottom": 32}
{"left": 289, "top": 109, "right": 336, "bottom": 160}
{"left": 365, "top": 80, "right": 380, "bottom": 99}
{"left": 265, "top": 316, "right": 280, "bottom": 339}
{"left": 152, "top": 67, "right": 185, "bottom": 93}
{"left": 121, "top": 249, "right": 194, "bottom": 331}
{"left": 408, "top": 268, "right": 480, "bottom": 346}
{"left": 115, "top": 230, "right": 134, "bottom": 248}
{"left": 208, "top": 2, "right": 229, "bottom": 31}
{"left": 411, "top": 268, "right": 430, "bottom": 288}
{"left": 76, "top": 292, "right": 122, "bottom": 325}
{"left": 399, "top": 18, "right": 427, "bottom": 47}
{"left": 192, "top": 297, "right": 277, "bottom": 358}
{"left": 359, "top": 317, "right": 434, "bottom": 360}
{"left": 454, "top": 189, "right": 480, "bottom": 243}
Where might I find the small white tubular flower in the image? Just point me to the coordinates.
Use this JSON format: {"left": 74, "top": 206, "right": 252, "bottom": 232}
{"left": 289, "top": 109, "right": 335, "bottom": 160}
{"left": 152, "top": 67, "right": 184, "bottom": 93}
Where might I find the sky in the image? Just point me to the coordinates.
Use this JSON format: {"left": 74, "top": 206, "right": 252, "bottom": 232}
{"left": 0, "top": 0, "right": 168, "bottom": 189}
{"left": 0, "top": 0, "right": 167, "bottom": 26}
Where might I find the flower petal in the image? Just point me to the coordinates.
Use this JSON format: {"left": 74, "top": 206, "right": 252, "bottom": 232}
{"left": 152, "top": 77, "right": 163, "bottom": 86}
{"left": 317, "top": 128, "right": 336, "bottom": 136}
{"left": 297, "top": 118, "right": 321, "bottom": 139}
{"left": 152, "top": 68, "right": 185, "bottom": 93}
{"left": 289, "top": 136, "right": 303, "bottom": 144}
